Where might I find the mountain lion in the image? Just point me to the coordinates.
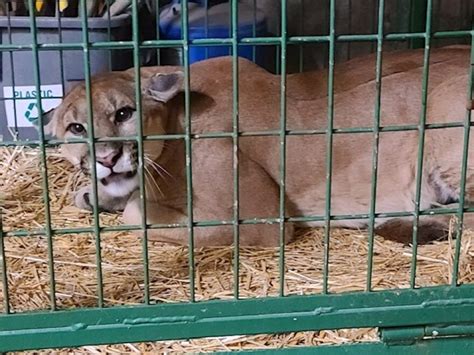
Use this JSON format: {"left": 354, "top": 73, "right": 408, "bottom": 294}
{"left": 44, "top": 45, "right": 474, "bottom": 246}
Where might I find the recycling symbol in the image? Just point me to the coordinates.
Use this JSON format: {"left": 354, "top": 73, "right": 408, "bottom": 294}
{"left": 24, "top": 102, "right": 44, "bottom": 123}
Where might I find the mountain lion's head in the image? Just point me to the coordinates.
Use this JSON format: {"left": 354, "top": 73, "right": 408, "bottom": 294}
{"left": 44, "top": 70, "right": 184, "bottom": 186}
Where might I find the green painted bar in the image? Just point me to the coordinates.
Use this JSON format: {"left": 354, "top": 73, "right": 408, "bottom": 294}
{"left": 0, "top": 30, "right": 471, "bottom": 53}
{"left": 366, "top": 0, "right": 385, "bottom": 292}
{"left": 155, "top": 0, "right": 162, "bottom": 65}
{"left": 410, "top": 0, "right": 433, "bottom": 289}
{"left": 181, "top": 0, "right": 196, "bottom": 303}
{"left": 298, "top": 0, "right": 305, "bottom": 72}
{"left": 452, "top": 35, "right": 474, "bottom": 286}
{"left": 10, "top": 338, "right": 474, "bottom": 354}
{"left": 131, "top": 0, "right": 151, "bottom": 305}
{"left": 230, "top": 0, "right": 241, "bottom": 300}
{"left": 79, "top": 0, "right": 104, "bottom": 307}
{"left": 230, "top": 337, "right": 474, "bottom": 354}
{"left": 105, "top": 0, "right": 113, "bottom": 69}
{"left": 0, "top": 208, "right": 9, "bottom": 314}
{"left": 409, "top": 0, "right": 427, "bottom": 49}
{"left": 322, "top": 0, "right": 336, "bottom": 295}
{"left": 27, "top": 0, "right": 57, "bottom": 311}
{"left": 0, "top": 285, "right": 473, "bottom": 351}
{"left": 1, "top": 120, "right": 472, "bottom": 149}
{"left": 2, "top": 285, "right": 473, "bottom": 330}
{"left": 56, "top": 2, "right": 67, "bottom": 99}
{"left": 278, "top": 0, "right": 288, "bottom": 297}
{"left": 158, "top": 38, "right": 234, "bottom": 46}
{"left": 380, "top": 325, "right": 425, "bottom": 344}
{"left": 3, "top": 113, "right": 468, "bottom": 139}
{"left": 204, "top": 0, "right": 209, "bottom": 60}
{"left": 251, "top": 0, "right": 257, "bottom": 62}
{"left": 6, "top": 206, "right": 474, "bottom": 240}
{"left": 6, "top": 7, "right": 19, "bottom": 137}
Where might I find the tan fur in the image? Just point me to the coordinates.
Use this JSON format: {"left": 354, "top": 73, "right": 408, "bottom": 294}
{"left": 46, "top": 45, "right": 474, "bottom": 246}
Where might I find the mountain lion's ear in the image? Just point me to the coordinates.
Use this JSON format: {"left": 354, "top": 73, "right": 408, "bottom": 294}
{"left": 145, "top": 72, "right": 184, "bottom": 103}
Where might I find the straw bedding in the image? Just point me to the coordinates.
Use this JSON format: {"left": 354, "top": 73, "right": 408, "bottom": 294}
{"left": 1, "top": 146, "right": 472, "bottom": 352}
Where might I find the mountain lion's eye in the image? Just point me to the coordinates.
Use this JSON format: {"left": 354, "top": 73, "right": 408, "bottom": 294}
{"left": 67, "top": 123, "right": 86, "bottom": 135}
{"left": 115, "top": 107, "right": 135, "bottom": 123}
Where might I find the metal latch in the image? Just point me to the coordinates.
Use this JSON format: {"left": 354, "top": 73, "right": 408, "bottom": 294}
{"left": 381, "top": 323, "right": 474, "bottom": 345}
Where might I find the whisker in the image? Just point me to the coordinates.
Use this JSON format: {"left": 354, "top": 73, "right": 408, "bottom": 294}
{"left": 144, "top": 157, "right": 165, "bottom": 181}
{"left": 144, "top": 154, "right": 168, "bottom": 173}
{"left": 144, "top": 168, "right": 159, "bottom": 201}
{"left": 144, "top": 156, "right": 173, "bottom": 183}
{"left": 143, "top": 167, "right": 159, "bottom": 202}
{"left": 146, "top": 156, "right": 173, "bottom": 179}
{"left": 145, "top": 165, "right": 164, "bottom": 198}
{"left": 147, "top": 161, "right": 165, "bottom": 181}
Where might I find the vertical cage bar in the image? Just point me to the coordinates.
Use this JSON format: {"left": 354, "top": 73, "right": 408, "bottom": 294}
{"left": 231, "top": 0, "right": 240, "bottom": 300}
{"left": 347, "top": 0, "right": 352, "bottom": 60}
{"left": 27, "top": 0, "right": 57, "bottom": 310}
{"left": 370, "top": 0, "right": 377, "bottom": 53}
{"left": 181, "top": 0, "right": 196, "bottom": 302}
{"left": 155, "top": 0, "right": 161, "bottom": 65}
{"left": 132, "top": 0, "right": 151, "bottom": 305}
{"left": 322, "top": 0, "right": 336, "bottom": 295}
{"left": 275, "top": 5, "right": 281, "bottom": 76}
{"left": 79, "top": 0, "right": 104, "bottom": 307}
{"left": 228, "top": 0, "right": 231, "bottom": 55}
{"left": 366, "top": 0, "right": 385, "bottom": 292}
{"left": 410, "top": 0, "right": 433, "bottom": 289}
{"left": 298, "top": 0, "right": 305, "bottom": 72}
{"left": 275, "top": 47, "right": 281, "bottom": 75}
{"left": 56, "top": 0, "right": 66, "bottom": 98}
{"left": 0, "top": 208, "right": 9, "bottom": 314}
{"left": 252, "top": 0, "right": 257, "bottom": 63}
{"left": 106, "top": 0, "right": 113, "bottom": 69}
{"left": 204, "top": 0, "right": 209, "bottom": 59}
{"left": 451, "top": 35, "right": 474, "bottom": 286}
{"left": 409, "top": 0, "right": 427, "bottom": 49}
{"left": 278, "top": 0, "right": 288, "bottom": 297}
{"left": 6, "top": 5, "right": 19, "bottom": 139}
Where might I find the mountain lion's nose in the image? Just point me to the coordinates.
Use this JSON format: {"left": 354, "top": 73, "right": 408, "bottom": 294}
{"left": 97, "top": 149, "right": 122, "bottom": 168}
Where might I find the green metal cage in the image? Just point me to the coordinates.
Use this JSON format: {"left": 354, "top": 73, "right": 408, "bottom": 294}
{"left": 0, "top": 0, "right": 473, "bottom": 352}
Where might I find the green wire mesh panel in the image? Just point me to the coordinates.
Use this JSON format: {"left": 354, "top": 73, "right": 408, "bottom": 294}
{"left": 0, "top": 0, "right": 473, "bottom": 352}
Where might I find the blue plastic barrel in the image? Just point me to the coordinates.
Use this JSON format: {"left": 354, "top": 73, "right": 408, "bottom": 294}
{"left": 159, "top": 1, "right": 268, "bottom": 66}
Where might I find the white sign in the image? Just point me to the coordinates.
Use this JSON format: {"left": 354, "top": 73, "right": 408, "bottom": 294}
{"left": 3, "top": 85, "right": 63, "bottom": 128}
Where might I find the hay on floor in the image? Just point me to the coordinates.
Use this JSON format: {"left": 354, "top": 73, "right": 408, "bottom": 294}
{"left": 0, "top": 146, "right": 472, "bottom": 352}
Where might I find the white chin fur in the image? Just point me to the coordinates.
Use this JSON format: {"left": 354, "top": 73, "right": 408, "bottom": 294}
{"left": 113, "top": 154, "right": 134, "bottom": 174}
{"left": 96, "top": 163, "right": 112, "bottom": 179}
{"left": 94, "top": 153, "right": 138, "bottom": 197}
{"left": 102, "top": 176, "right": 139, "bottom": 197}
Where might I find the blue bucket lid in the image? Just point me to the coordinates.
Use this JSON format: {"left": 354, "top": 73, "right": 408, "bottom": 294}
{"left": 160, "top": 2, "right": 267, "bottom": 39}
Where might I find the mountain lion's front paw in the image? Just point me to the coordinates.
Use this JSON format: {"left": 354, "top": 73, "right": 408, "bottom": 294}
{"left": 74, "top": 185, "right": 130, "bottom": 213}
{"left": 75, "top": 186, "right": 94, "bottom": 211}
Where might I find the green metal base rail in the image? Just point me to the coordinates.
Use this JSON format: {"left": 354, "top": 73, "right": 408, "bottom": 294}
{"left": 1, "top": 285, "right": 473, "bottom": 352}
{"left": 232, "top": 337, "right": 474, "bottom": 354}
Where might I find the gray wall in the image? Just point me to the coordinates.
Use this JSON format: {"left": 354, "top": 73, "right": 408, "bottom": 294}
{"left": 242, "top": 0, "right": 472, "bottom": 73}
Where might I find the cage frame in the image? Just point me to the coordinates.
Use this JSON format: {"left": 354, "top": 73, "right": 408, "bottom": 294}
{"left": 0, "top": 0, "right": 473, "bottom": 352}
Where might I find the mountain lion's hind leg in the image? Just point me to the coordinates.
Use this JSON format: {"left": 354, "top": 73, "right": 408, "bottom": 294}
{"left": 374, "top": 202, "right": 474, "bottom": 244}
{"left": 374, "top": 217, "right": 450, "bottom": 244}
